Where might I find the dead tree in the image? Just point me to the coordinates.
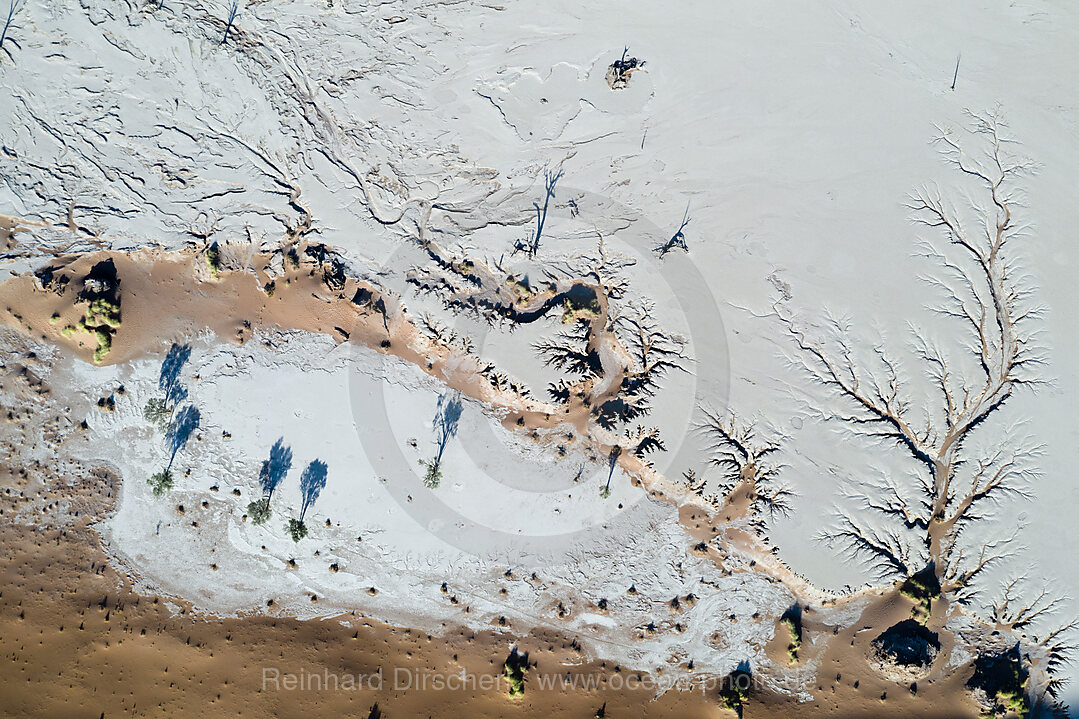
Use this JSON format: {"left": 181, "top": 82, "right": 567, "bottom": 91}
{"left": 782, "top": 110, "right": 1045, "bottom": 600}
{"left": 1, "top": 0, "right": 24, "bottom": 50}
{"left": 221, "top": 0, "right": 240, "bottom": 45}
{"left": 513, "top": 166, "right": 563, "bottom": 259}
{"left": 606, "top": 47, "right": 645, "bottom": 90}
{"left": 655, "top": 204, "right": 691, "bottom": 257}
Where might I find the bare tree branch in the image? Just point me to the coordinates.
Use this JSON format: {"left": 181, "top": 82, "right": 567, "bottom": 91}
{"left": 222, "top": 0, "right": 240, "bottom": 45}
{"left": 0, "top": 0, "right": 24, "bottom": 51}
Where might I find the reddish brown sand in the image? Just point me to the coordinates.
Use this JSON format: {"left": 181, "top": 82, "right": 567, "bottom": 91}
{"left": 0, "top": 246, "right": 832, "bottom": 596}
{"left": 0, "top": 247, "right": 987, "bottom": 717}
{"left": 0, "top": 471, "right": 727, "bottom": 718}
{"left": 0, "top": 468, "right": 982, "bottom": 718}
{"left": 0, "top": 457, "right": 980, "bottom": 719}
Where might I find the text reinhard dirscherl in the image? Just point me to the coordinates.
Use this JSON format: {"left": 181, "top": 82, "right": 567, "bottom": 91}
{"left": 261, "top": 667, "right": 758, "bottom": 693}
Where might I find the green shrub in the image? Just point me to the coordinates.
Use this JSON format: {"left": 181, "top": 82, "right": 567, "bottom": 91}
{"left": 999, "top": 688, "right": 1029, "bottom": 719}
{"left": 75, "top": 297, "right": 122, "bottom": 363}
{"left": 782, "top": 616, "right": 800, "bottom": 663}
{"left": 900, "top": 566, "right": 941, "bottom": 624}
{"left": 718, "top": 669, "right": 751, "bottom": 717}
{"left": 779, "top": 606, "right": 803, "bottom": 664}
{"left": 288, "top": 518, "right": 308, "bottom": 542}
{"left": 420, "top": 459, "right": 442, "bottom": 489}
{"left": 86, "top": 298, "right": 122, "bottom": 328}
{"left": 561, "top": 295, "right": 601, "bottom": 324}
{"left": 92, "top": 329, "right": 112, "bottom": 363}
{"left": 967, "top": 646, "right": 1030, "bottom": 719}
{"left": 143, "top": 397, "right": 170, "bottom": 432}
{"left": 148, "top": 468, "right": 174, "bottom": 497}
{"left": 206, "top": 244, "right": 221, "bottom": 278}
{"left": 503, "top": 649, "right": 527, "bottom": 697}
{"left": 247, "top": 498, "right": 272, "bottom": 526}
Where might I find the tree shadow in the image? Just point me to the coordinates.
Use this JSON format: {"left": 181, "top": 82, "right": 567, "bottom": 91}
{"left": 299, "top": 459, "right": 328, "bottom": 521}
{"left": 503, "top": 647, "right": 529, "bottom": 696}
{"left": 602, "top": 445, "right": 623, "bottom": 498}
{"left": 258, "top": 438, "right": 292, "bottom": 501}
{"left": 512, "top": 166, "right": 563, "bottom": 258}
{"left": 159, "top": 343, "right": 191, "bottom": 409}
{"left": 80, "top": 258, "right": 120, "bottom": 303}
{"left": 655, "top": 204, "right": 691, "bottom": 257}
{"left": 719, "top": 660, "right": 753, "bottom": 718}
{"left": 781, "top": 603, "right": 803, "bottom": 630}
{"left": 433, "top": 393, "right": 463, "bottom": 465}
{"left": 166, "top": 405, "right": 200, "bottom": 469}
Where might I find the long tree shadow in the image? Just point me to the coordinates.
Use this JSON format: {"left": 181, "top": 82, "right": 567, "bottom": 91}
{"left": 601, "top": 445, "right": 622, "bottom": 499}
{"left": 434, "top": 393, "right": 463, "bottom": 465}
{"left": 512, "top": 166, "right": 563, "bottom": 258}
{"left": 165, "top": 405, "right": 200, "bottom": 470}
{"left": 143, "top": 343, "right": 193, "bottom": 433}
{"left": 289, "top": 459, "right": 328, "bottom": 542}
{"left": 299, "top": 460, "right": 328, "bottom": 522}
{"left": 159, "top": 343, "right": 191, "bottom": 409}
{"left": 420, "top": 393, "right": 462, "bottom": 489}
{"left": 145, "top": 343, "right": 197, "bottom": 496}
{"left": 258, "top": 438, "right": 292, "bottom": 502}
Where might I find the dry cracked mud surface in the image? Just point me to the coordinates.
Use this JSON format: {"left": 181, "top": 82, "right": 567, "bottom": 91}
{"left": 3, "top": 2, "right": 1079, "bottom": 718}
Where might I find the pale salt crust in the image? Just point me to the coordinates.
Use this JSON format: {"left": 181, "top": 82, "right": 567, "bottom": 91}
{"left": 3, "top": 0, "right": 1079, "bottom": 702}
{"left": 68, "top": 330, "right": 808, "bottom": 697}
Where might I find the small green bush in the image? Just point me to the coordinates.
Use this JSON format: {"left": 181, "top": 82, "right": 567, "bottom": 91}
{"left": 247, "top": 498, "right": 272, "bottom": 526}
{"left": 148, "top": 468, "right": 174, "bottom": 497}
{"left": 503, "top": 649, "right": 527, "bottom": 697}
{"left": 206, "top": 244, "right": 221, "bottom": 278}
{"left": 143, "top": 397, "right": 170, "bottom": 432}
{"left": 288, "top": 518, "right": 308, "bottom": 542}
{"left": 93, "top": 329, "right": 113, "bottom": 363}
{"left": 420, "top": 459, "right": 442, "bottom": 489}
{"left": 86, "top": 297, "right": 122, "bottom": 328}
